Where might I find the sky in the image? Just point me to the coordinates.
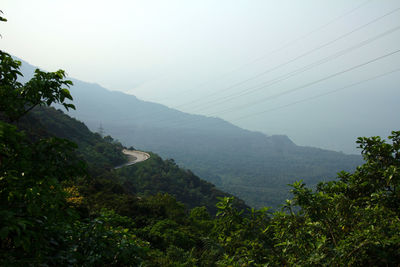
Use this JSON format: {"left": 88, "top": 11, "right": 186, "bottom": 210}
{"left": 1, "top": 0, "right": 400, "bottom": 153}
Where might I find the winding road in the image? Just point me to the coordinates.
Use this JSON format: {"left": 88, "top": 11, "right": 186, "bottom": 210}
{"left": 114, "top": 149, "right": 150, "bottom": 169}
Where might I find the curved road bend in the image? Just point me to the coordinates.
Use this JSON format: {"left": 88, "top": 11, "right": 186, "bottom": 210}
{"left": 114, "top": 149, "right": 150, "bottom": 169}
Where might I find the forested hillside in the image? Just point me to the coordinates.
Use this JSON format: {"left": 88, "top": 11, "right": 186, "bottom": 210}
{"left": 20, "top": 105, "right": 246, "bottom": 214}
{"left": 16, "top": 58, "right": 363, "bottom": 208}
{"left": 2, "top": 49, "right": 400, "bottom": 266}
{"left": 45, "top": 68, "right": 362, "bottom": 208}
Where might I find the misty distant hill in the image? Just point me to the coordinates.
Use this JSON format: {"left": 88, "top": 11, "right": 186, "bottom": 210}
{"left": 18, "top": 58, "right": 362, "bottom": 208}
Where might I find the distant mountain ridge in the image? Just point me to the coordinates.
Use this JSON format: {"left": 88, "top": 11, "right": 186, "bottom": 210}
{"left": 17, "top": 57, "right": 363, "bottom": 208}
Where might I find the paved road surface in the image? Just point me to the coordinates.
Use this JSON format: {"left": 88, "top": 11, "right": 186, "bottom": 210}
{"left": 114, "top": 149, "right": 150, "bottom": 169}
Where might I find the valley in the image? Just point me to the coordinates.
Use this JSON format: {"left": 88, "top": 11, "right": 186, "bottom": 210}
{"left": 2, "top": 1, "right": 399, "bottom": 264}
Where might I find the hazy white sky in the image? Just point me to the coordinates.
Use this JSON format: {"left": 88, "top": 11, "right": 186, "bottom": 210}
{"left": 2, "top": 0, "right": 400, "bottom": 153}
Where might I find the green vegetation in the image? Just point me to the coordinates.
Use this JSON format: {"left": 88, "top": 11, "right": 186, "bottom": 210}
{"left": 116, "top": 154, "right": 247, "bottom": 214}
{"left": 40, "top": 65, "right": 362, "bottom": 208}
{"left": 265, "top": 131, "right": 400, "bottom": 265}
{"left": 20, "top": 106, "right": 127, "bottom": 174}
{"left": 21, "top": 104, "right": 245, "bottom": 215}
{"left": 1, "top": 47, "right": 399, "bottom": 265}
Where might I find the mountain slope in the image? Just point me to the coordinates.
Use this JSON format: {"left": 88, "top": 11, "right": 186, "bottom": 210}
{"left": 18, "top": 58, "right": 362, "bottom": 208}
{"left": 22, "top": 106, "right": 247, "bottom": 213}
{"left": 71, "top": 83, "right": 362, "bottom": 208}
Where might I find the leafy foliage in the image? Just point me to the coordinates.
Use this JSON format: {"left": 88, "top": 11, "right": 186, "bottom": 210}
{"left": 24, "top": 106, "right": 127, "bottom": 173}
{"left": 266, "top": 131, "right": 400, "bottom": 266}
{"left": 116, "top": 154, "right": 248, "bottom": 214}
{"left": 1, "top": 41, "right": 399, "bottom": 265}
{"left": 65, "top": 209, "right": 147, "bottom": 266}
{"left": 0, "top": 51, "right": 74, "bottom": 122}
{"left": 0, "top": 51, "right": 84, "bottom": 264}
{"left": 0, "top": 10, "right": 7, "bottom": 22}
{"left": 0, "top": 51, "right": 146, "bottom": 265}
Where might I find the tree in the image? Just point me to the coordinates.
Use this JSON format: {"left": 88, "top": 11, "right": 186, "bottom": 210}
{"left": 0, "top": 50, "right": 147, "bottom": 266}
{"left": 0, "top": 51, "right": 75, "bottom": 122}
{"left": 268, "top": 131, "right": 400, "bottom": 266}
{"left": 0, "top": 48, "right": 87, "bottom": 264}
{"left": 0, "top": 11, "right": 6, "bottom": 39}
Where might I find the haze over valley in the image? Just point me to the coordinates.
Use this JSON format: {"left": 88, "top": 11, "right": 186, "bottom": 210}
{"left": 2, "top": 1, "right": 400, "bottom": 265}
{"left": 13, "top": 58, "right": 363, "bottom": 207}
{"left": 3, "top": 0, "right": 400, "bottom": 154}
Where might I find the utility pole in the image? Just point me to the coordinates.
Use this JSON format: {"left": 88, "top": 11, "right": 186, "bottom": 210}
{"left": 97, "top": 123, "right": 105, "bottom": 137}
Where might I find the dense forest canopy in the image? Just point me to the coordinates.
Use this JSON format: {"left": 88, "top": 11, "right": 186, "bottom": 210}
{"left": 14, "top": 53, "right": 363, "bottom": 209}
{"left": 1, "top": 10, "right": 399, "bottom": 264}
{"left": 30, "top": 63, "right": 361, "bottom": 209}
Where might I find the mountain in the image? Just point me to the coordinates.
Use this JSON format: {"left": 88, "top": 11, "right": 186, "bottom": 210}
{"left": 18, "top": 58, "right": 362, "bottom": 208}
{"left": 19, "top": 106, "right": 246, "bottom": 214}
{"left": 5, "top": 51, "right": 398, "bottom": 267}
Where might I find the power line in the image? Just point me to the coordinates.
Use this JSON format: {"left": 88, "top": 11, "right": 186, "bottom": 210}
{"left": 171, "top": 3, "right": 399, "bottom": 111}
{"left": 186, "top": 25, "right": 400, "bottom": 114}
{"left": 232, "top": 67, "right": 400, "bottom": 121}
{"left": 147, "top": 3, "right": 400, "bottom": 128}
{"left": 159, "top": 30, "right": 400, "bottom": 127}
{"left": 166, "top": 48, "right": 400, "bottom": 128}
{"left": 155, "top": 0, "right": 374, "bottom": 104}
{"left": 169, "top": 67, "right": 400, "bottom": 129}
{"left": 127, "top": 4, "right": 400, "bottom": 126}
{"left": 206, "top": 48, "right": 400, "bottom": 117}
{"left": 127, "top": 1, "right": 375, "bottom": 121}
